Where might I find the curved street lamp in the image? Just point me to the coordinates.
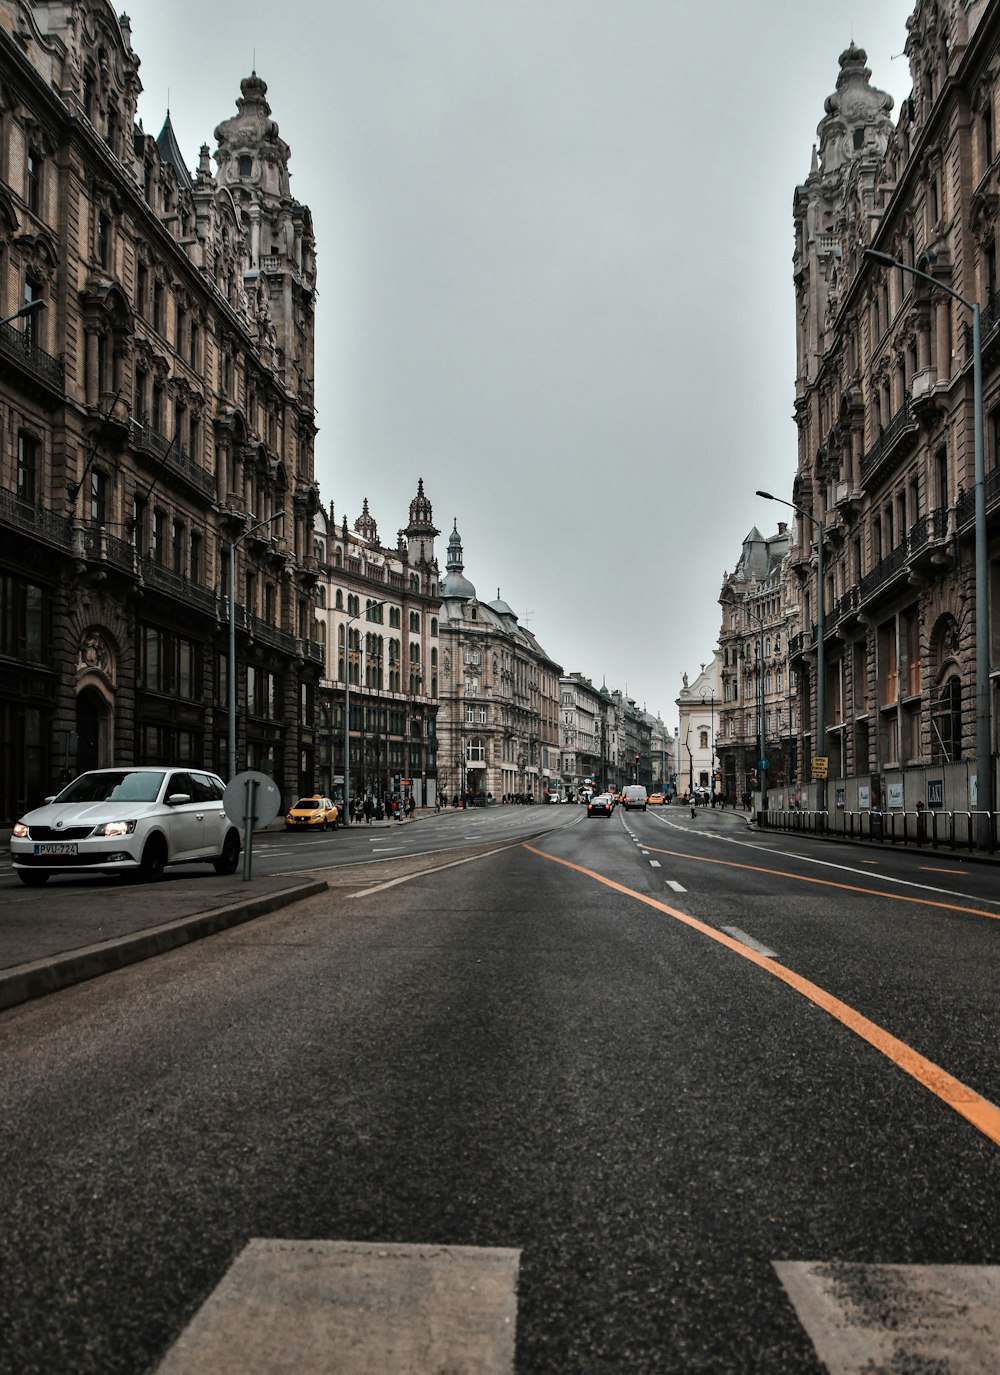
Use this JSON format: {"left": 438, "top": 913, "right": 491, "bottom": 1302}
{"left": 1, "top": 299, "right": 46, "bottom": 328}
{"left": 863, "top": 247, "right": 991, "bottom": 846}
{"left": 228, "top": 510, "right": 286, "bottom": 780}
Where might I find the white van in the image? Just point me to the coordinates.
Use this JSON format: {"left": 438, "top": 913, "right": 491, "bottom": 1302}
{"left": 623, "top": 785, "right": 648, "bottom": 811}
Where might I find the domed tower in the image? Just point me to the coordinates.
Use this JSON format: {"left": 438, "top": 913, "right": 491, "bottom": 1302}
{"left": 440, "top": 520, "right": 476, "bottom": 601}
{"left": 214, "top": 72, "right": 291, "bottom": 204}
{"left": 402, "top": 478, "right": 440, "bottom": 568}
{"left": 354, "top": 498, "right": 379, "bottom": 547}
{"left": 213, "top": 72, "right": 317, "bottom": 417}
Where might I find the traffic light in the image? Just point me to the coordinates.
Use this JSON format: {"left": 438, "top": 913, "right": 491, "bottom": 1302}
{"left": 634, "top": 752, "right": 640, "bottom": 762}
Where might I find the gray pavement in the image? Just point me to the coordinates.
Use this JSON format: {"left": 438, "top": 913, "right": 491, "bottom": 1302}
{"left": 0, "top": 805, "right": 481, "bottom": 1013}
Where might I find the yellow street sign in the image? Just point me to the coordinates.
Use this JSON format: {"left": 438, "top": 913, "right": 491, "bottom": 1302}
{"left": 812, "top": 756, "right": 829, "bottom": 779}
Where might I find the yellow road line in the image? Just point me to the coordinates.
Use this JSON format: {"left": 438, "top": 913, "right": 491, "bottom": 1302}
{"left": 523, "top": 843, "right": 1000, "bottom": 1149}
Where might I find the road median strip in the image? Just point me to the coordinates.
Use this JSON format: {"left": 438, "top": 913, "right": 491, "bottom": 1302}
{"left": 0, "top": 879, "right": 327, "bottom": 1013}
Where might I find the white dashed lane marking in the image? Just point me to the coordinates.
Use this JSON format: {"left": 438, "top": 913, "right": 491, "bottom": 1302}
{"left": 774, "top": 1262, "right": 1000, "bottom": 1374}
{"left": 156, "top": 1239, "right": 520, "bottom": 1374}
{"left": 666, "top": 880, "right": 686, "bottom": 893}
{"left": 721, "top": 925, "right": 777, "bottom": 957}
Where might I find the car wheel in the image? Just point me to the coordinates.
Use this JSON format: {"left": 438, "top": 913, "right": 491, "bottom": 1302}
{"left": 17, "top": 870, "right": 49, "bottom": 887}
{"left": 138, "top": 835, "right": 167, "bottom": 882}
{"left": 213, "top": 829, "right": 241, "bottom": 875}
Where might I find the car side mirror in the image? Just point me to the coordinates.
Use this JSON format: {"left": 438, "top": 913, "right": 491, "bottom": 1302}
{"left": 166, "top": 793, "right": 192, "bottom": 806}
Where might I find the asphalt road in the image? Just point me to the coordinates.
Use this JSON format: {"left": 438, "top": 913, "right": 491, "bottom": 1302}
{"left": 2, "top": 803, "right": 999, "bottom": 1372}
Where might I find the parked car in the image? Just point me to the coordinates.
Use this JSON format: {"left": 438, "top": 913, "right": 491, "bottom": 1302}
{"left": 623, "top": 784, "right": 648, "bottom": 811}
{"left": 285, "top": 795, "right": 339, "bottom": 831}
{"left": 587, "top": 793, "right": 614, "bottom": 818}
{"left": 10, "top": 767, "right": 241, "bottom": 886}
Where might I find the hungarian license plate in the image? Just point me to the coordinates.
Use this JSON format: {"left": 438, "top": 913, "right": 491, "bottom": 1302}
{"left": 34, "top": 842, "right": 78, "bottom": 856}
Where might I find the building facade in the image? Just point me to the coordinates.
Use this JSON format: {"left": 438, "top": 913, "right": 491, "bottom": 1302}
{"left": 437, "top": 522, "right": 561, "bottom": 804}
{"left": 717, "top": 524, "right": 800, "bottom": 804}
{"left": 677, "top": 657, "right": 723, "bottom": 800}
{"left": 788, "top": 4, "right": 1000, "bottom": 816}
{"left": 558, "top": 674, "right": 607, "bottom": 797}
{"left": 312, "top": 483, "right": 440, "bottom": 809}
{"left": 0, "top": 1, "right": 322, "bottom": 821}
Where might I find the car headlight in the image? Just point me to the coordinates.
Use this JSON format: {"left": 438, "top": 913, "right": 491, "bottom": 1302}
{"left": 12, "top": 822, "right": 29, "bottom": 838}
{"left": 99, "top": 820, "right": 137, "bottom": 837}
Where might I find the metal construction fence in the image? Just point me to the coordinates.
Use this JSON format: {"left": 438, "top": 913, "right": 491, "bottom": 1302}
{"left": 758, "top": 806, "right": 998, "bottom": 853}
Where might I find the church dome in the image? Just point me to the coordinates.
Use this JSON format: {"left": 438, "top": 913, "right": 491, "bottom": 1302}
{"left": 488, "top": 589, "right": 516, "bottom": 618}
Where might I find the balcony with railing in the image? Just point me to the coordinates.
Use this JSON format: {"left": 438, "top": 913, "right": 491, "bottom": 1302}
{"left": 79, "top": 523, "right": 138, "bottom": 576}
{"left": 829, "top": 584, "right": 861, "bottom": 629}
{"left": 250, "top": 614, "right": 298, "bottom": 656}
{"left": 860, "top": 539, "right": 911, "bottom": 603}
{"left": 130, "top": 420, "right": 217, "bottom": 502}
{"left": 140, "top": 556, "right": 219, "bottom": 615}
{"left": 0, "top": 319, "right": 64, "bottom": 396}
{"left": 859, "top": 398, "right": 920, "bottom": 486}
{"left": 0, "top": 485, "right": 73, "bottom": 551}
{"left": 955, "top": 466, "right": 1000, "bottom": 532}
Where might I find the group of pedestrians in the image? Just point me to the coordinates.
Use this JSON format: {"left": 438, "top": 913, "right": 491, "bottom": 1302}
{"left": 347, "top": 793, "right": 416, "bottom": 825}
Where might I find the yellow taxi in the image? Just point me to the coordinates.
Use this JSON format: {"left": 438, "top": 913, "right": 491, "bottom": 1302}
{"left": 285, "top": 795, "right": 339, "bottom": 831}
{"left": 647, "top": 792, "right": 666, "bottom": 806}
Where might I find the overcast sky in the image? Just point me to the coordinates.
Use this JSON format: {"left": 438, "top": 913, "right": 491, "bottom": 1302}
{"left": 127, "top": 0, "right": 915, "bottom": 725}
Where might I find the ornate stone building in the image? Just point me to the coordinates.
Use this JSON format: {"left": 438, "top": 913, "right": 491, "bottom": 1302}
{"left": 676, "top": 657, "right": 722, "bottom": 799}
{"left": 437, "top": 522, "right": 561, "bottom": 803}
{"left": 312, "top": 483, "right": 440, "bottom": 808}
{"left": 717, "top": 524, "right": 800, "bottom": 804}
{"left": 786, "top": 3, "right": 1000, "bottom": 814}
{"left": 0, "top": 1, "right": 321, "bottom": 821}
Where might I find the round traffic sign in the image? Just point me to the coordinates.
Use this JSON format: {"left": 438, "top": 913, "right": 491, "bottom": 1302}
{"left": 223, "top": 770, "right": 282, "bottom": 828}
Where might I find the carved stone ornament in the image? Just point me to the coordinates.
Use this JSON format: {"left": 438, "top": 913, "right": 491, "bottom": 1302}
{"left": 77, "top": 629, "right": 114, "bottom": 681}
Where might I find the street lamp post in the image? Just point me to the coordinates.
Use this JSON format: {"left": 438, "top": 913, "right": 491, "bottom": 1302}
{"left": 344, "top": 600, "right": 386, "bottom": 820}
{"left": 757, "top": 489, "right": 825, "bottom": 816}
{"left": 228, "top": 510, "right": 286, "bottom": 780}
{"left": 863, "top": 248, "right": 991, "bottom": 846}
{"left": 700, "top": 689, "right": 717, "bottom": 802}
{"left": 1, "top": 299, "right": 46, "bottom": 329}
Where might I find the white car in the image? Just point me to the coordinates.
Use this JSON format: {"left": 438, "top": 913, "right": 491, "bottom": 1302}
{"left": 10, "top": 767, "right": 242, "bottom": 886}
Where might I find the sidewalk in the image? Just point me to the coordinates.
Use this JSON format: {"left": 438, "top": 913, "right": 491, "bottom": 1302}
{"left": 0, "top": 868, "right": 328, "bottom": 1013}
{"left": 0, "top": 807, "right": 452, "bottom": 1014}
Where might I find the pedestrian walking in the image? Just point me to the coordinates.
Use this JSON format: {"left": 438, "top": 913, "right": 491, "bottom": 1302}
{"left": 364, "top": 794, "right": 374, "bottom": 826}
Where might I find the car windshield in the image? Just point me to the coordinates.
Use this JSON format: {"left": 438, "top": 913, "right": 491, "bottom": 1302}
{"left": 55, "top": 771, "right": 166, "bottom": 804}
{"left": 293, "top": 798, "right": 323, "bottom": 810}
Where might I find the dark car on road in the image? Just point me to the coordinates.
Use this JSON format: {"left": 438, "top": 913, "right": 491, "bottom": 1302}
{"left": 587, "top": 793, "right": 614, "bottom": 818}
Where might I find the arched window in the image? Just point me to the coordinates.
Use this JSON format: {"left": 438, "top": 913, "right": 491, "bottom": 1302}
{"left": 932, "top": 675, "right": 963, "bottom": 763}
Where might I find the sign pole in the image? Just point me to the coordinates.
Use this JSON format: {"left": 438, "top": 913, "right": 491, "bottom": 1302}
{"left": 242, "top": 777, "right": 258, "bottom": 881}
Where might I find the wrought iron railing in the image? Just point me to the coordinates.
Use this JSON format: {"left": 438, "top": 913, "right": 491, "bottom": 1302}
{"left": 0, "top": 319, "right": 64, "bottom": 392}
{"left": 860, "top": 540, "right": 911, "bottom": 600}
{"left": 130, "top": 420, "right": 217, "bottom": 500}
{"left": 860, "top": 398, "right": 918, "bottom": 480}
{"left": 141, "top": 557, "right": 219, "bottom": 614}
{"left": 0, "top": 486, "right": 73, "bottom": 548}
